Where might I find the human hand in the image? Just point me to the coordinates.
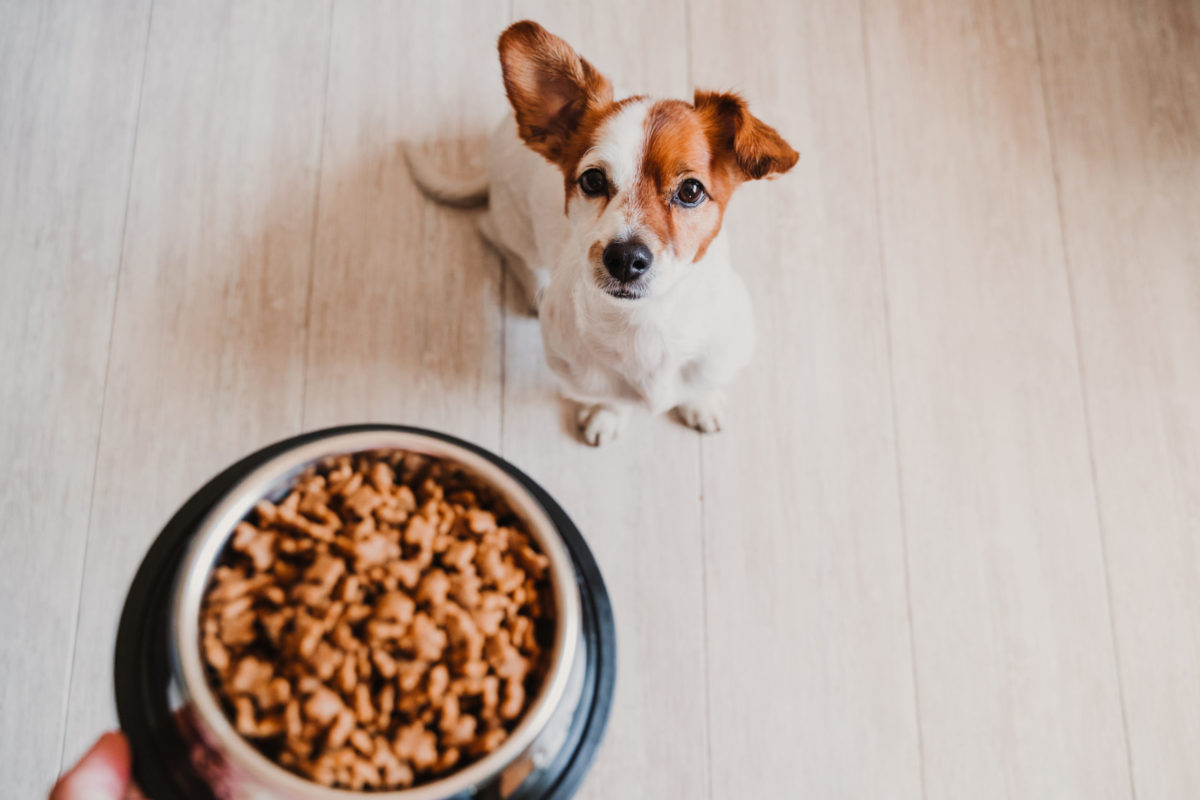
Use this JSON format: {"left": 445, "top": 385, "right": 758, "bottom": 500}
{"left": 49, "top": 732, "right": 146, "bottom": 800}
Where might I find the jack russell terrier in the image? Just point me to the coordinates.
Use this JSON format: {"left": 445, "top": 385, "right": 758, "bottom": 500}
{"left": 407, "top": 20, "right": 798, "bottom": 445}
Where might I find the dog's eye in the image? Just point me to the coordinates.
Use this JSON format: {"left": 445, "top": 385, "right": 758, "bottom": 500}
{"left": 675, "top": 178, "right": 706, "bottom": 207}
{"left": 579, "top": 169, "right": 608, "bottom": 197}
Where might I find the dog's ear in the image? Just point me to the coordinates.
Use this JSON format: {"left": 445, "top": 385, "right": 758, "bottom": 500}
{"left": 694, "top": 90, "right": 799, "bottom": 181}
{"left": 498, "top": 21, "right": 613, "bottom": 164}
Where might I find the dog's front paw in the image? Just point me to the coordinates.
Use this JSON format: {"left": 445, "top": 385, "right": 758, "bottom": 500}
{"left": 576, "top": 403, "right": 626, "bottom": 446}
{"left": 674, "top": 393, "right": 726, "bottom": 434}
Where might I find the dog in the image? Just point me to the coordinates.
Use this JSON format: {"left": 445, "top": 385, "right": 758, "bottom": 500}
{"left": 406, "top": 21, "right": 798, "bottom": 445}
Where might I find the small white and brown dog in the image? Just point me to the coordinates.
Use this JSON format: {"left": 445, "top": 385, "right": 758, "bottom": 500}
{"left": 407, "top": 21, "right": 798, "bottom": 445}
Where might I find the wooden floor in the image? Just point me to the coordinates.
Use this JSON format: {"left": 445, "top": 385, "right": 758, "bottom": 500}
{"left": 3, "top": 1, "right": 1198, "bottom": 797}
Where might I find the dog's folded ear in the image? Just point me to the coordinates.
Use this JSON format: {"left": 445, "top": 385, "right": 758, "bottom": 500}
{"left": 694, "top": 90, "right": 799, "bottom": 181}
{"left": 499, "top": 21, "right": 613, "bottom": 164}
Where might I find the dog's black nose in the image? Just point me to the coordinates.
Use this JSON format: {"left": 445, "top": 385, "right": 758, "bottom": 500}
{"left": 602, "top": 239, "right": 653, "bottom": 282}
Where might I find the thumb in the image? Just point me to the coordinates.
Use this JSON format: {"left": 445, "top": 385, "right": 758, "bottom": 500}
{"left": 50, "top": 732, "right": 133, "bottom": 800}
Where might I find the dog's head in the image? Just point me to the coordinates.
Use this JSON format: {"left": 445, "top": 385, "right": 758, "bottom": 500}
{"left": 498, "top": 21, "right": 798, "bottom": 301}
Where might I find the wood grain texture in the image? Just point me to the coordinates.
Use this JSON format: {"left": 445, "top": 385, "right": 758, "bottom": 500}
{"left": 501, "top": 3, "right": 712, "bottom": 799}
{"left": 0, "top": 1, "right": 150, "bottom": 795}
{"left": 58, "top": 0, "right": 332, "bottom": 764}
{"left": 687, "top": 2, "right": 924, "bottom": 798}
{"left": 863, "top": 0, "right": 1132, "bottom": 796}
{"left": 303, "top": 0, "right": 510, "bottom": 450}
{"left": 1033, "top": 0, "right": 1200, "bottom": 795}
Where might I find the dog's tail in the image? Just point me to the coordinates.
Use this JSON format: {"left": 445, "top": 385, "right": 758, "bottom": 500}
{"left": 402, "top": 143, "right": 489, "bottom": 208}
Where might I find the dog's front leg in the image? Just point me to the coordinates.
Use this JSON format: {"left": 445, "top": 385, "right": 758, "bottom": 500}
{"left": 575, "top": 401, "right": 631, "bottom": 447}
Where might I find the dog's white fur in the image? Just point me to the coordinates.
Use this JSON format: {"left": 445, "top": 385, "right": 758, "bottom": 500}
{"left": 408, "top": 99, "right": 756, "bottom": 445}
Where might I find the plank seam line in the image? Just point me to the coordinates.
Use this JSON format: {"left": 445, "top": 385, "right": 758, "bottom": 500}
{"left": 696, "top": 435, "right": 716, "bottom": 800}
{"left": 683, "top": 3, "right": 716, "bottom": 798}
{"left": 56, "top": 0, "right": 157, "bottom": 774}
{"left": 1028, "top": 2, "right": 1138, "bottom": 795}
{"left": 299, "top": 0, "right": 337, "bottom": 431}
{"left": 858, "top": 1, "right": 929, "bottom": 795}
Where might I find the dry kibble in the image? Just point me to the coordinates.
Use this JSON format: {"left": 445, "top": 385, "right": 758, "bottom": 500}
{"left": 305, "top": 554, "right": 345, "bottom": 592}
{"left": 476, "top": 544, "right": 507, "bottom": 582}
{"left": 258, "top": 677, "right": 291, "bottom": 711}
{"left": 462, "top": 659, "right": 490, "bottom": 681}
{"left": 435, "top": 747, "right": 461, "bottom": 773}
{"left": 304, "top": 687, "right": 343, "bottom": 726}
{"left": 354, "top": 683, "right": 375, "bottom": 724}
{"left": 344, "top": 484, "right": 382, "bottom": 519}
{"left": 331, "top": 467, "right": 361, "bottom": 497}
{"left": 371, "top": 648, "right": 398, "bottom": 679}
{"left": 500, "top": 679, "right": 525, "bottom": 721}
{"left": 417, "top": 569, "right": 451, "bottom": 607}
{"left": 219, "top": 612, "right": 256, "bottom": 648}
{"left": 449, "top": 569, "right": 482, "bottom": 608}
{"left": 199, "top": 451, "right": 553, "bottom": 791}
{"left": 232, "top": 522, "right": 275, "bottom": 572}
{"left": 427, "top": 664, "right": 450, "bottom": 705}
{"left": 294, "top": 613, "right": 324, "bottom": 659}
{"left": 396, "top": 660, "right": 428, "bottom": 694}
{"left": 403, "top": 614, "right": 447, "bottom": 662}
{"left": 394, "top": 722, "right": 439, "bottom": 770}
{"left": 353, "top": 531, "right": 400, "bottom": 570}
{"left": 309, "top": 640, "right": 342, "bottom": 681}
{"left": 387, "top": 559, "right": 423, "bottom": 590}
{"left": 202, "top": 634, "right": 229, "bottom": 673}
{"left": 443, "top": 540, "right": 476, "bottom": 572}
{"left": 350, "top": 758, "right": 381, "bottom": 790}
{"left": 332, "top": 621, "right": 359, "bottom": 655}
{"left": 375, "top": 590, "right": 415, "bottom": 624}
{"left": 474, "top": 727, "right": 507, "bottom": 756}
{"left": 441, "top": 602, "right": 485, "bottom": 663}
{"left": 327, "top": 708, "right": 357, "bottom": 750}
{"left": 233, "top": 696, "right": 257, "bottom": 734}
{"left": 517, "top": 544, "right": 551, "bottom": 579}
{"left": 285, "top": 698, "right": 303, "bottom": 739}
{"left": 350, "top": 728, "right": 375, "bottom": 757}
{"left": 368, "top": 461, "right": 393, "bottom": 492}
{"left": 405, "top": 515, "right": 437, "bottom": 551}
{"left": 442, "top": 713, "right": 478, "bottom": 747}
{"left": 466, "top": 509, "right": 496, "bottom": 534}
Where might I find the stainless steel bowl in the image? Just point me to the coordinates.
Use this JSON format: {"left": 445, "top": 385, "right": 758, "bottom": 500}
{"left": 168, "top": 430, "right": 586, "bottom": 800}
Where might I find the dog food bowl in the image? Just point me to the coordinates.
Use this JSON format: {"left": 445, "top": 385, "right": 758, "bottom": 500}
{"left": 115, "top": 425, "right": 615, "bottom": 800}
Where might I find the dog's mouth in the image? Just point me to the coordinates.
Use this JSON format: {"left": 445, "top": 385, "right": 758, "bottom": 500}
{"left": 604, "top": 285, "right": 645, "bottom": 300}
{"left": 593, "top": 265, "right": 649, "bottom": 301}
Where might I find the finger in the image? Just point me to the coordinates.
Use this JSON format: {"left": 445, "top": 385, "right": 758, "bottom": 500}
{"left": 50, "top": 731, "right": 132, "bottom": 800}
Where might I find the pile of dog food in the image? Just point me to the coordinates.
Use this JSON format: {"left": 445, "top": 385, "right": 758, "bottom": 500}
{"left": 199, "top": 451, "right": 554, "bottom": 790}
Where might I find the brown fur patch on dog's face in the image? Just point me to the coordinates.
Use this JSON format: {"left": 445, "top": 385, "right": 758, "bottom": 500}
{"left": 557, "top": 96, "right": 647, "bottom": 212}
{"left": 634, "top": 100, "right": 729, "bottom": 262}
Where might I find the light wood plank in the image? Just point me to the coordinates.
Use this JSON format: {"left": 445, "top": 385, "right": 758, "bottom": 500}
{"left": 0, "top": 1, "right": 150, "bottom": 794}
{"left": 863, "top": 0, "right": 1132, "bottom": 796}
{"left": 1033, "top": 0, "right": 1200, "bottom": 795}
{"left": 687, "top": 2, "right": 924, "bottom": 798}
{"left": 500, "top": 4, "right": 711, "bottom": 799}
{"left": 59, "top": 0, "right": 332, "bottom": 764}
{"left": 302, "top": 0, "right": 510, "bottom": 450}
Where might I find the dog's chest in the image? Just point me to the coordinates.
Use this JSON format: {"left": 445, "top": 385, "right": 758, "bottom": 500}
{"left": 542, "top": 293, "right": 704, "bottom": 412}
